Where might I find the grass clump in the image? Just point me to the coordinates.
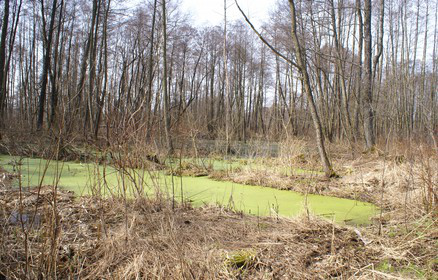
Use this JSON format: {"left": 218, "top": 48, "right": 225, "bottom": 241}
{"left": 377, "top": 260, "right": 433, "bottom": 279}
{"left": 225, "top": 249, "right": 257, "bottom": 269}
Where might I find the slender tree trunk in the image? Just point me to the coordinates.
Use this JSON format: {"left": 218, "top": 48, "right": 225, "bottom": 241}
{"left": 162, "top": 0, "right": 173, "bottom": 153}
{"left": 224, "top": 0, "right": 232, "bottom": 154}
{"left": 354, "top": 0, "right": 364, "bottom": 138}
{"left": 84, "top": 0, "right": 101, "bottom": 136}
{"left": 0, "top": 0, "right": 10, "bottom": 125}
{"left": 363, "top": 0, "right": 375, "bottom": 149}
{"left": 94, "top": 0, "right": 111, "bottom": 139}
{"left": 37, "top": 0, "right": 58, "bottom": 130}
{"left": 288, "top": 0, "right": 334, "bottom": 177}
{"left": 49, "top": 0, "right": 64, "bottom": 127}
{"left": 145, "top": 0, "right": 158, "bottom": 141}
{"left": 207, "top": 54, "right": 216, "bottom": 136}
{"left": 70, "top": 0, "right": 98, "bottom": 133}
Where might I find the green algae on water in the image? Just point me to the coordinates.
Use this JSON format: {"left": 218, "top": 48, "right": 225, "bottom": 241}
{"left": 0, "top": 155, "right": 377, "bottom": 225}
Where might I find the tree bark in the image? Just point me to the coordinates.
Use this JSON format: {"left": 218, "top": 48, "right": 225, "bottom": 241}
{"left": 288, "top": 0, "right": 334, "bottom": 177}
{"left": 37, "top": 0, "right": 58, "bottom": 130}
{"left": 0, "top": 0, "right": 10, "bottom": 124}
{"left": 162, "top": 0, "right": 173, "bottom": 154}
{"left": 363, "top": 0, "right": 375, "bottom": 149}
{"left": 224, "top": 0, "right": 232, "bottom": 154}
{"left": 49, "top": 0, "right": 64, "bottom": 127}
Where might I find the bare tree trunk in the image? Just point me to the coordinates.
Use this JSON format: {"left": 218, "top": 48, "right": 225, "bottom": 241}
{"left": 354, "top": 0, "right": 364, "bottom": 138}
{"left": 207, "top": 53, "right": 216, "bottom": 137}
{"left": 84, "top": 0, "right": 102, "bottom": 137}
{"left": 37, "top": 0, "right": 58, "bottom": 130}
{"left": 0, "top": 0, "right": 10, "bottom": 125}
{"left": 288, "top": 0, "right": 334, "bottom": 177}
{"left": 224, "top": 0, "right": 231, "bottom": 154}
{"left": 363, "top": 0, "right": 375, "bottom": 149}
{"left": 162, "top": 0, "right": 173, "bottom": 154}
{"left": 94, "top": 0, "right": 111, "bottom": 139}
{"left": 145, "top": 0, "right": 158, "bottom": 140}
{"left": 70, "top": 0, "right": 98, "bottom": 133}
{"left": 49, "top": 0, "right": 64, "bottom": 128}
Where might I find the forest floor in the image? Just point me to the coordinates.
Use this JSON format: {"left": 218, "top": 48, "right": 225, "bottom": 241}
{"left": 0, "top": 134, "right": 437, "bottom": 279}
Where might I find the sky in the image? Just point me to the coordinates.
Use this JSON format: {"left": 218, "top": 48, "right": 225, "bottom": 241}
{"left": 124, "top": 0, "right": 273, "bottom": 28}
{"left": 179, "top": 0, "right": 272, "bottom": 27}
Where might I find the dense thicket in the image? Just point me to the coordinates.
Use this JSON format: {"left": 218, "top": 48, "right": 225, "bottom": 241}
{"left": 0, "top": 0, "right": 436, "bottom": 150}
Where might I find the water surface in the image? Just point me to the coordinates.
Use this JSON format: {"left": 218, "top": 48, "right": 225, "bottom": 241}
{"left": 0, "top": 155, "right": 376, "bottom": 225}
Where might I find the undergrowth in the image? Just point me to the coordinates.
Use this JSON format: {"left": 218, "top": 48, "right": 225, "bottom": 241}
{"left": 0, "top": 132, "right": 436, "bottom": 279}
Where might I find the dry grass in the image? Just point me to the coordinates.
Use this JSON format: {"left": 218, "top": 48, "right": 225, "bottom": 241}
{"left": 0, "top": 137, "right": 437, "bottom": 279}
{"left": 209, "top": 142, "right": 437, "bottom": 215}
{"left": 1, "top": 181, "right": 436, "bottom": 279}
{"left": 0, "top": 130, "right": 94, "bottom": 162}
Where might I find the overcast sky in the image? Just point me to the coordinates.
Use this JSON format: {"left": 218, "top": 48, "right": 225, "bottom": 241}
{"left": 179, "top": 0, "right": 272, "bottom": 27}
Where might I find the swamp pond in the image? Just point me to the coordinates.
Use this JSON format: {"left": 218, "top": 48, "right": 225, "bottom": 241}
{"left": 0, "top": 155, "right": 376, "bottom": 225}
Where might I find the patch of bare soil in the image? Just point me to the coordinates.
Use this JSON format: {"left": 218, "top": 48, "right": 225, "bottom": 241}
{"left": 1, "top": 178, "right": 437, "bottom": 279}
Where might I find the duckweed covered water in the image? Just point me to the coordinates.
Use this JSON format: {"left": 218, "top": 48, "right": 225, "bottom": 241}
{"left": 0, "top": 155, "right": 376, "bottom": 225}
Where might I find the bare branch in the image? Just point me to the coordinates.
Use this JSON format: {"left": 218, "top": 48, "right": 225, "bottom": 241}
{"left": 234, "top": 0, "right": 300, "bottom": 69}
